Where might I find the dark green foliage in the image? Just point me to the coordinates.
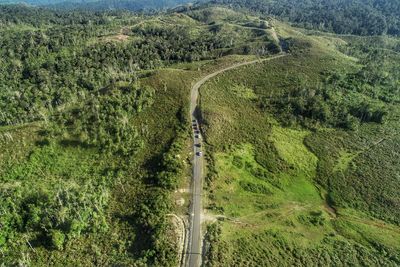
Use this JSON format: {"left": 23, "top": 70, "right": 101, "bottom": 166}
{"left": 134, "top": 131, "right": 188, "bottom": 266}
{"left": 52, "top": 82, "right": 153, "bottom": 156}
{"left": 205, "top": 229, "right": 400, "bottom": 266}
{"left": 0, "top": 5, "right": 277, "bottom": 126}
{"left": 258, "top": 68, "right": 389, "bottom": 129}
{"left": 128, "top": 88, "right": 189, "bottom": 266}
{"left": 156, "top": 131, "right": 188, "bottom": 190}
{"left": 253, "top": 141, "right": 288, "bottom": 174}
{"left": 301, "top": 38, "right": 400, "bottom": 225}
{"left": 209, "top": 0, "right": 400, "bottom": 36}
{"left": 0, "top": 143, "right": 111, "bottom": 259}
{"left": 232, "top": 155, "right": 243, "bottom": 168}
{"left": 298, "top": 211, "right": 326, "bottom": 226}
{"left": 332, "top": 45, "right": 400, "bottom": 104}
{"left": 350, "top": 101, "right": 387, "bottom": 123}
{"left": 48, "top": 0, "right": 197, "bottom": 11}
{"left": 239, "top": 181, "right": 271, "bottom": 195}
{"left": 130, "top": 22, "right": 223, "bottom": 62}
{"left": 246, "top": 165, "right": 268, "bottom": 180}
{"left": 0, "top": 4, "right": 113, "bottom": 26}
{"left": 203, "top": 223, "right": 222, "bottom": 266}
{"left": 205, "top": 149, "right": 218, "bottom": 187}
{"left": 305, "top": 122, "right": 400, "bottom": 225}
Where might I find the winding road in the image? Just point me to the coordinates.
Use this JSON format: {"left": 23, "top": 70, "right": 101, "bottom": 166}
{"left": 186, "top": 54, "right": 286, "bottom": 267}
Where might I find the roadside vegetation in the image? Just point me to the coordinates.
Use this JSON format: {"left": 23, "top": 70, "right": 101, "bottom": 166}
{"left": 0, "top": 4, "right": 281, "bottom": 265}
{"left": 1, "top": 1, "right": 399, "bottom": 266}
{"left": 201, "top": 19, "right": 400, "bottom": 266}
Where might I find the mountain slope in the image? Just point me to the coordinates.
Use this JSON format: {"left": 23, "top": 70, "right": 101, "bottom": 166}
{"left": 0, "top": 0, "right": 198, "bottom": 10}
{"left": 0, "top": 3, "right": 399, "bottom": 267}
{"left": 209, "top": 0, "right": 400, "bottom": 35}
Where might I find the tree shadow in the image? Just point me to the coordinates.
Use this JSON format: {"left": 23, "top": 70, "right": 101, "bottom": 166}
{"left": 114, "top": 213, "right": 153, "bottom": 258}
{"left": 59, "top": 139, "right": 93, "bottom": 149}
{"left": 35, "top": 139, "right": 50, "bottom": 147}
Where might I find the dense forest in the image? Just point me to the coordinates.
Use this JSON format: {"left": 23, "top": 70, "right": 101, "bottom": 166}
{"left": 46, "top": 0, "right": 199, "bottom": 11}
{"left": 5, "top": 0, "right": 400, "bottom": 35}
{"left": 0, "top": 0, "right": 199, "bottom": 11}
{"left": 209, "top": 0, "right": 400, "bottom": 35}
{"left": 0, "top": 4, "right": 275, "bottom": 127}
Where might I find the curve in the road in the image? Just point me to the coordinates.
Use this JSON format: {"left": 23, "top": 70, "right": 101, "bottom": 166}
{"left": 186, "top": 53, "right": 287, "bottom": 267}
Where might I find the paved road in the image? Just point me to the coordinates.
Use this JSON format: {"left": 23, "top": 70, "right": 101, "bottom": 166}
{"left": 186, "top": 54, "right": 286, "bottom": 267}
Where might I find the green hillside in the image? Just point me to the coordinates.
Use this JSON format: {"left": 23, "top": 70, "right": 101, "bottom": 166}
{"left": 0, "top": 5, "right": 279, "bottom": 266}
{"left": 0, "top": 0, "right": 197, "bottom": 10}
{"left": 0, "top": 2, "right": 399, "bottom": 266}
{"left": 200, "top": 19, "right": 400, "bottom": 266}
{"left": 209, "top": 0, "right": 400, "bottom": 35}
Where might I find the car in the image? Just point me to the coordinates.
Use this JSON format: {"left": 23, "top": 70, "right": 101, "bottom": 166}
{"left": 194, "top": 130, "right": 200, "bottom": 134}
{"left": 197, "top": 151, "right": 202, "bottom": 156}
{"left": 196, "top": 143, "right": 201, "bottom": 148}
{"left": 195, "top": 134, "right": 201, "bottom": 139}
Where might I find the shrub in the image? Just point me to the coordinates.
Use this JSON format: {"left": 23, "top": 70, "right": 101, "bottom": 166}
{"left": 239, "top": 181, "right": 272, "bottom": 195}
{"left": 232, "top": 155, "right": 244, "bottom": 168}
{"left": 50, "top": 230, "right": 65, "bottom": 251}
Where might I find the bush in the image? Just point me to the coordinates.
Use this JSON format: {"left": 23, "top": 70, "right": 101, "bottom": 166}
{"left": 239, "top": 181, "right": 272, "bottom": 195}
{"left": 50, "top": 230, "right": 65, "bottom": 251}
{"left": 232, "top": 156, "right": 244, "bottom": 168}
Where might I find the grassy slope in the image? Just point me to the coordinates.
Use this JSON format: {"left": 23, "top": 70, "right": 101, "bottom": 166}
{"left": 0, "top": 51, "right": 268, "bottom": 265}
{"left": 0, "top": 6, "right": 283, "bottom": 265}
{"left": 1, "top": 5, "right": 399, "bottom": 266}
{"left": 202, "top": 21, "right": 400, "bottom": 266}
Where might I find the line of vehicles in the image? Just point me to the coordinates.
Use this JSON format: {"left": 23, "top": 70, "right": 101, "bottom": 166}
{"left": 192, "top": 119, "right": 202, "bottom": 156}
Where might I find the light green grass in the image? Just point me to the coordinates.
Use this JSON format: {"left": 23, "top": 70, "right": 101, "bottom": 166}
{"left": 230, "top": 84, "right": 257, "bottom": 99}
{"left": 212, "top": 138, "right": 329, "bottom": 245}
{"left": 270, "top": 127, "right": 317, "bottom": 177}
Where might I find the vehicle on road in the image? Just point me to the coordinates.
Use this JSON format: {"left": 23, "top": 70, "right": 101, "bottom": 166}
{"left": 195, "top": 134, "right": 201, "bottom": 139}
{"left": 196, "top": 143, "right": 201, "bottom": 148}
{"left": 197, "top": 151, "right": 202, "bottom": 156}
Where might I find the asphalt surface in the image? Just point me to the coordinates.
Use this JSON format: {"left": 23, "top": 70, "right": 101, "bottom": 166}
{"left": 186, "top": 54, "right": 286, "bottom": 267}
